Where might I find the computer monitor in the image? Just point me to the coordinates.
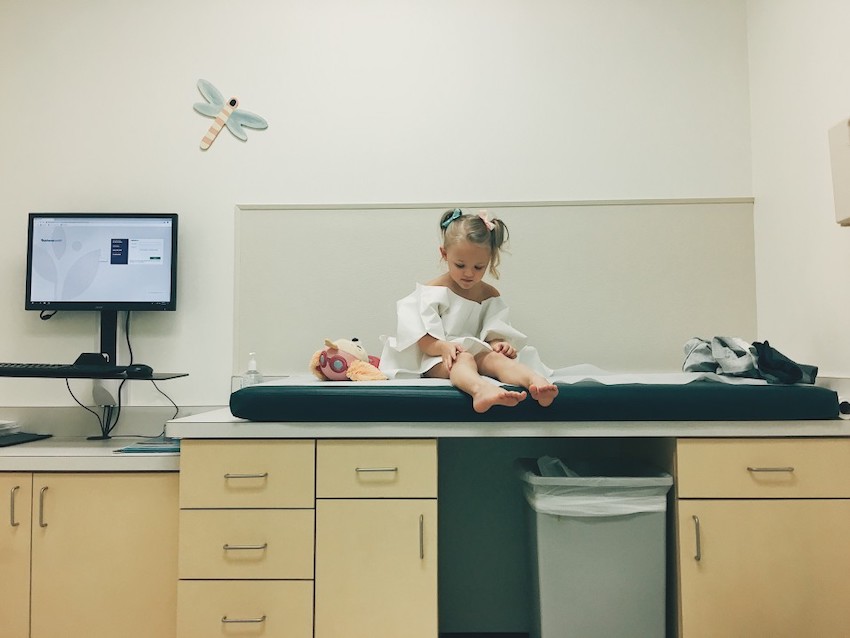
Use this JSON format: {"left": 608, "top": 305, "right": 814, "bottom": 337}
{"left": 25, "top": 212, "right": 178, "bottom": 364}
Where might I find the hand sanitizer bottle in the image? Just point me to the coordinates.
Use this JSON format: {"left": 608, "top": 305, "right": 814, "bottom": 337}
{"left": 243, "top": 352, "right": 263, "bottom": 387}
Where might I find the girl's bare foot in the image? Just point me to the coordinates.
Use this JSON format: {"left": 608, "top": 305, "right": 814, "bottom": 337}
{"left": 471, "top": 385, "right": 527, "bottom": 413}
{"left": 529, "top": 382, "right": 559, "bottom": 407}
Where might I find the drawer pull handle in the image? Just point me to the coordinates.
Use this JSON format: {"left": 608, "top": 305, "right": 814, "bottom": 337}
{"left": 38, "top": 486, "right": 48, "bottom": 528}
{"left": 10, "top": 485, "right": 20, "bottom": 527}
{"left": 224, "top": 472, "right": 269, "bottom": 479}
{"left": 221, "top": 615, "right": 267, "bottom": 624}
{"left": 419, "top": 514, "right": 425, "bottom": 560}
{"left": 355, "top": 466, "right": 398, "bottom": 473}
{"left": 693, "top": 515, "right": 702, "bottom": 562}
{"left": 223, "top": 543, "right": 268, "bottom": 551}
{"left": 747, "top": 466, "right": 795, "bottom": 473}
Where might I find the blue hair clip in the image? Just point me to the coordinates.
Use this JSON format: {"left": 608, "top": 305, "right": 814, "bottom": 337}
{"left": 441, "top": 208, "right": 462, "bottom": 228}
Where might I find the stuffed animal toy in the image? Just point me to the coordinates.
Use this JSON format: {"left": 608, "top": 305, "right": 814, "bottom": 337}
{"left": 310, "top": 337, "right": 387, "bottom": 381}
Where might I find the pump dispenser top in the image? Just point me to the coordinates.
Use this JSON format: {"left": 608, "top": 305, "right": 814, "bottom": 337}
{"left": 243, "top": 351, "right": 263, "bottom": 386}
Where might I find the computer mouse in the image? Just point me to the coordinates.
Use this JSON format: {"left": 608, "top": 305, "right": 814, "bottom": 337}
{"left": 125, "top": 364, "right": 153, "bottom": 378}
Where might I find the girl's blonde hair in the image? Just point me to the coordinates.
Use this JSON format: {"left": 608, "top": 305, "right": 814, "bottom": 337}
{"left": 439, "top": 209, "right": 509, "bottom": 278}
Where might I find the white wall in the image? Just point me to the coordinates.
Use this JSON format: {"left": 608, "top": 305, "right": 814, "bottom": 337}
{"left": 235, "top": 201, "right": 757, "bottom": 377}
{"left": 0, "top": 0, "right": 752, "bottom": 408}
{"left": 747, "top": 1, "right": 850, "bottom": 377}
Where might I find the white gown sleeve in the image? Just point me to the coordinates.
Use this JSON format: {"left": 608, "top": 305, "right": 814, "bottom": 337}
{"left": 479, "top": 296, "right": 528, "bottom": 350}
{"left": 394, "top": 284, "right": 450, "bottom": 351}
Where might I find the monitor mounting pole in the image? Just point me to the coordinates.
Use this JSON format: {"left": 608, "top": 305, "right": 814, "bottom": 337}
{"left": 100, "top": 309, "right": 119, "bottom": 365}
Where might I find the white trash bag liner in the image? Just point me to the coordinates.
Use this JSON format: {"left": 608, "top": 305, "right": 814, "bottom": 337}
{"left": 517, "top": 458, "right": 673, "bottom": 518}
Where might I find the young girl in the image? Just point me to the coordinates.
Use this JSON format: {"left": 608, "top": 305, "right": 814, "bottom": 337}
{"left": 379, "top": 209, "right": 559, "bottom": 413}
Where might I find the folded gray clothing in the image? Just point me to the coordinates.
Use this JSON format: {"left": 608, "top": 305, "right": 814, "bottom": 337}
{"left": 711, "top": 336, "right": 760, "bottom": 377}
{"left": 683, "top": 336, "right": 759, "bottom": 377}
{"left": 682, "top": 338, "right": 717, "bottom": 373}
{"left": 683, "top": 336, "right": 816, "bottom": 384}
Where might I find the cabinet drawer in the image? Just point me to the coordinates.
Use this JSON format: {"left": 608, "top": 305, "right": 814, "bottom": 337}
{"left": 177, "top": 580, "right": 312, "bottom": 638}
{"left": 179, "top": 509, "right": 314, "bottom": 579}
{"left": 317, "top": 439, "right": 437, "bottom": 498}
{"left": 179, "top": 439, "right": 314, "bottom": 508}
{"left": 676, "top": 438, "right": 850, "bottom": 498}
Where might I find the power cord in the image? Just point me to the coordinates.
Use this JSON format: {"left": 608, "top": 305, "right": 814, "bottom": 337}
{"left": 61, "top": 310, "right": 181, "bottom": 438}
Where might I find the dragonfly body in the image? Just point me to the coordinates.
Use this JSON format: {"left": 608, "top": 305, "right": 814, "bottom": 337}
{"left": 193, "top": 80, "right": 267, "bottom": 150}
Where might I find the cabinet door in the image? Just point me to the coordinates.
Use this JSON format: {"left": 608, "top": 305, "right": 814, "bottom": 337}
{"left": 0, "top": 473, "right": 32, "bottom": 638}
{"left": 30, "top": 472, "right": 179, "bottom": 638}
{"left": 678, "top": 499, "right": 850, "bottom": 638}
{"left": 315, "top": 499, "right": 438, "bottom": 638}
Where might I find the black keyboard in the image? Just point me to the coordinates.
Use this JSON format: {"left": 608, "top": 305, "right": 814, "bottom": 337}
{"left": 0, "top": 362, "right": 128, "bottom": 378}
{"left": 0, "top": 432, "right": 52, "bottom": 447}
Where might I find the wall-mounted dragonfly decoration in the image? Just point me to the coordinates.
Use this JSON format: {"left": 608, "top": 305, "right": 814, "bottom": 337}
{"left": 193, "top": 79, "right": 268, "bottom": 150}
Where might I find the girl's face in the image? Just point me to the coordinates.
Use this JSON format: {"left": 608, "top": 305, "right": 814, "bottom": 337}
{"left": 441, "top": 240, "right": 491, "bottom": 291}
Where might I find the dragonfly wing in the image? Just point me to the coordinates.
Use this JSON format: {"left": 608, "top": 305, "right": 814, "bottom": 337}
{"left": 193, "top": 102, "right": 220, "bottom": 117}
{"left": 197, "top": 79, "right": 224, "bottom": 108}
{"left": 226, "top": 110, "right": 268, "bottom": 140}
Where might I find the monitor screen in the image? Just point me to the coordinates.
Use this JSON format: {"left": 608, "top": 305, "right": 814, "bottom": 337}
{"left": 26, "top": 213, "right": 178, "bottom": 311}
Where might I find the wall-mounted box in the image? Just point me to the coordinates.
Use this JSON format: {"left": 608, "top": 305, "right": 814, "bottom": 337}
{"left": 829, "top": 118, "right": 850, "bottom": 226}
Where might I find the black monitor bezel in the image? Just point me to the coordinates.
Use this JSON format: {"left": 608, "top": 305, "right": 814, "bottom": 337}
{"left": 25, "top": 212, "right": 178, "bottom": 312}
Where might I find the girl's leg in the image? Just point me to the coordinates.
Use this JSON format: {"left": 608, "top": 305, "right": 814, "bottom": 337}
{"left": 424, "top": 352, "right": 527, "bottom": 413}
{"left": 475, "top": 351, "right": 559, "bottom": 407}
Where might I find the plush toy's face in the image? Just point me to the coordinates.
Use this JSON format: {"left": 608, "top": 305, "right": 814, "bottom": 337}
{"left": 318, "top": 347, "right": 359, "bottom": 380}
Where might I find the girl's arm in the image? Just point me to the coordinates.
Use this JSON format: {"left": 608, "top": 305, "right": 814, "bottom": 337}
{"left": 418, "top": 334, "right": 463, "bottom": 371}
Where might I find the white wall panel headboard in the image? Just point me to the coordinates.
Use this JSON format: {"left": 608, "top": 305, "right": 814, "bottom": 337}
{"left": 234, "top": 200, "right": 756, "bottom": 376}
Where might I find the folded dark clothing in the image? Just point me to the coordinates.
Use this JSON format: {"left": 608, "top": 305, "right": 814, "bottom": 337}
{"left": 752, "top": 341, "right": 817, "bottom": 384}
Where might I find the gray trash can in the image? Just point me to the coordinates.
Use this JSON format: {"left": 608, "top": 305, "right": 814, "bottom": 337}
{"left": 517, "top": 457, "right": 673, "bottom": 638}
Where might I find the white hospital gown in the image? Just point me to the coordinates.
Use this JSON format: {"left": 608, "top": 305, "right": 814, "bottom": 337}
{"left": 379, "top": 283, "right": 552, "bottom": 379}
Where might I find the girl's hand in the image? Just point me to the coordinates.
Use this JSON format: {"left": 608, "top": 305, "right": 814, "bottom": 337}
{"left": 490, "top": 340, "right": 517, "bottom": 359}
{"left": 441, "top": 341, "right": 463, "bottom": 371}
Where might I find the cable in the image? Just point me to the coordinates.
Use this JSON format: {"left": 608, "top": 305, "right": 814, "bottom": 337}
{"left": 65, "top": 378, "right": 105, "bottom": 433}
{"left": 64, "top": 310, "right": 180, "bottom": 438}
{"left": 128, "top": 309, "right": 180, "bottom": 420}
{"left": 124, "top": 311, "right": 134, "bottom": 364}
{"left": 151, "top": 379, "right": 180, "bottom": 420}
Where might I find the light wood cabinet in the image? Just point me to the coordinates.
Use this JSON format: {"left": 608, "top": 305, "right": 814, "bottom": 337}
{"left": 315, "top": 439, "right": 438, "bottom": 638}
{"left": 177, "top": 580, "right": 313, "bottom": 638}
{"left": 675, "top": 438, "right": 850, "bottom": 638}
{"left": 179, "top": 438, "right": 314, "bottom": 508}
{"left": 177, "top": 439, "right": 315, "bottom": 638}
{"left": 0, "top": 473, "right": 32, "bottom": 638}
{"left": 315, "top": 498, "right": 438, "bottom": 638}
{"left": 176, "top": 437, "right": 438, "bottom": 638}
{"left": 0, "top": 471, "right": 179, "bottom": 638}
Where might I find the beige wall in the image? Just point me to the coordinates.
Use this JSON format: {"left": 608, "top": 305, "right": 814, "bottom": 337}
{"left": 235, "top": 200, "right": 756, "bottom": 376}
{"left": 0, "top": 0, "right": 753, "bottom": 408}
{"left": 748, "top": 1, "right": 850, "bottom": 377}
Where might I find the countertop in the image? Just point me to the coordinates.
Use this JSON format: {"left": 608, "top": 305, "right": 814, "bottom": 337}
{"left": 0, "top": 437, "right": 180, "bottom": 472}
{"left": 164, "top": 407, "right": 850, "bottom": 439}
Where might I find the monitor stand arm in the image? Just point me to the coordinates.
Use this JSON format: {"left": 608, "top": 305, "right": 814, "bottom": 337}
{"left": 99, "top": 310, "right": 118, "bottom": 365}
{"left": 86, "top": 310, "right": 121, "bottom": 440}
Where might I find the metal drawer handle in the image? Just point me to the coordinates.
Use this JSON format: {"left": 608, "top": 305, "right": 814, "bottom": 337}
{"left": 223, "top": 543, "right": 268, "bottom": 551}
{"left": 224, "top": 472, "right": 269, "bottom": 479}
{"left": 419, "top": 514, "right": 425, "bottom": 560}
{"left": 693, "top": 515, "right": 701, "bottom": 562}
{"left": 10, "top": 485, "right": 20, "bottom": 527}
{"left": 221, "top": 615, "right": 267, "bottom": 624}
{"left": 355, "top": 467, "right": 398, "bottom": 473}
{"left": 747, "top": 466, "right": 795, "bottom": 473}
{"left": 38, "top": 486, "right": 48, "bottom": 528}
